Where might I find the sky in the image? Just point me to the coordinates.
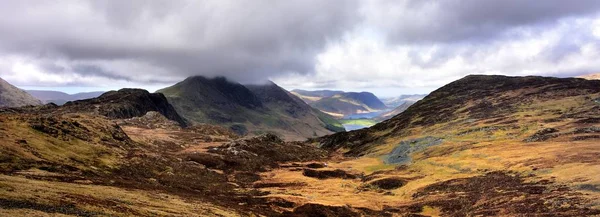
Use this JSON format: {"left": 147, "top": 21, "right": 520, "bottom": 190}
{"left": 1, "top": 0, "right": 600, "bottom": 98}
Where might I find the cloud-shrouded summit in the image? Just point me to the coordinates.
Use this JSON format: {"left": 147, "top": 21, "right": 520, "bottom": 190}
{"left": 1, "top": 0, "right": 600, "bottom": 96}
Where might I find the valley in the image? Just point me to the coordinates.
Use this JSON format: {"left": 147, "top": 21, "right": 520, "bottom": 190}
{"left": 292, "top": 90, "right": 425, "bottom": 131}
{"left": 0, "top": 75, "right": 599, "bottom": 216}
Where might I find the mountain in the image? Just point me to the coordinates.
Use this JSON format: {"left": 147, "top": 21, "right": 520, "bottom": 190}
{"left": 294, "top": 90, "right": 388, "bottom": 118}
{"left": 291, "top": 89, "right": 344, "bottom": 103}
{"left": 319, "top": 75, "right": 600, "bottom": 154}
{"left": 0, "top": 77, "right": 42, "bottom": 107}
{"left": 27, "top": 90, "right": 105, "bottom": 105}
{"left": 59, "top": 88, "right": 187, "bottom": 127}
{"left": 285, "top": 75, "right": 600, "bottom": 215}
{"left": 578, "top": 73, "right": 600, "bottom": 80}
{"left": 157, "top": 76, "right": 344, "bottom": 140}
{"left": 381, "top": 94, "right": 426, "bottom": 108}
{"left": 374, "top": 101, "right": 415, "bottom": 121}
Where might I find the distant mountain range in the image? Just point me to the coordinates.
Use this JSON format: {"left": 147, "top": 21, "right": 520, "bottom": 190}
{"left": 381, "top": 94, "right": 427, "bottom": 108}
{"left": 291, "top": 90, "right": 387, "bottom": 118}
{"left": 0, "top": 77, "right": 42, "bottom": 107}
{"left": 26, "top": 90, "right": 105, "bottom": 105}
{"left": 374, "top": 101, "right": 415, "bottom": 121}
{"left": 290, "top": 90, "right": 345, "bottom": 103}
{"left": 158, "top": 76, "right": 344, "bottom": 140}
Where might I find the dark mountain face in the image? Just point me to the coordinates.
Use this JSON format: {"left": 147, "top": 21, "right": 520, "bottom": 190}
{"left": 246, "top": 81, "right": 311, "bottom": 117}
{"left": 27, "top": 90, "right": 105, "bottom": 105}
{"left": 61, "top": 88, "right": 187, "bottom": 127}
{"left": 177, "top": 76, "right": 263, "bottom": 109}
{"left": 0, "top": 77, "right": 42, "bottom": 108}
{"left": 317, "top": 75, "right": 600, "bottom": 155}
{"left": 158, "top": 76, "right": 344, "bottom": 140}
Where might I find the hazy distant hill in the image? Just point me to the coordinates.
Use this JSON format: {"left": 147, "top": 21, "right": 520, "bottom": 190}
{"left": 374, "top": 101, "right": 415, "bottom": 121}
{"left": 578, "top": 73, "right": 600, "bottom": 80}
{"left": 27, "top": 90, "right": 105, "bottom": 105}
{"left": 158, "top": 76, "right": 344, "bottom": 140}
{"left": 292, "top": 90, "right": 387, "bottom": 118}
{"left": 0, "top": 77, "right": 42, "bottom": 107}
{"left": 381, "top": 94, "right": 426, "bottom": 108}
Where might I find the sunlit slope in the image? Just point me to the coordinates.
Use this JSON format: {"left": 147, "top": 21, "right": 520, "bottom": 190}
{"left": 256, "top": 75, "right": 600, "bottom": 215}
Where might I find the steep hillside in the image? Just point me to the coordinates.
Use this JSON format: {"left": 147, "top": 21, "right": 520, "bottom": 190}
{"left": 319, "top": 75, "right": 600, "bottom": 154}
{"left": 0, "top": 77, "right": 42, "bottom": 107}
{"left": 309, "top": 92, "right": 387, "bottom": 117}
{"left": 27, "top": 90, "right": 104, "bottom": 105}
{"left": 158, "top": 76, "right": 343, "bottom": 140}
{"left": 256, "top": 74, "right": 600, "bottom": 215}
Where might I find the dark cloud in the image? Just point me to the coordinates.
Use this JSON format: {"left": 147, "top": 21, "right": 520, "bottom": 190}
{"left": 0, "top": 0, "right": 359, "bottom": 84}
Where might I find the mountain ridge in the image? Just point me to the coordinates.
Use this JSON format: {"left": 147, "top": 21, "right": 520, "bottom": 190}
{"left": 292, "top": 89, "right": 387, "bottom": 118}
{"left": 318, "top": 74, "right": 600, "bottom": 155}
{"left": 158, "top": 76, "right": 344, "bottom": 140}
{"left": 27, "top": 90, "right": 105, "bottom": 105}
{"left": 0, "top": 77, "right": 42, "bottom": 108}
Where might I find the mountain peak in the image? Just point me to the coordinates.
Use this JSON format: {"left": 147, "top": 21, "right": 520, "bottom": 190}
{"left": 158, "top": 78, "right": 343, "bottom": 139}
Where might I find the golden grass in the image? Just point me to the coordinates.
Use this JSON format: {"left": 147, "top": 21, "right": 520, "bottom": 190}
{"left": 0, "top": 175, "right": 239, "bottom": 217}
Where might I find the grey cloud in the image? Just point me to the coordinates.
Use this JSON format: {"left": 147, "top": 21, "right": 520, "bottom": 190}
{"left": 72, "top": 64, "right": 132, "bottom": 82}
{"left": 0, "top": 0, "right": 359, "bottom": 84}
{"left": 367, "top": 0, "right": 600, "bottom": 44}
{"left": 1, "top": 0, "right": 599, "bottom": 90}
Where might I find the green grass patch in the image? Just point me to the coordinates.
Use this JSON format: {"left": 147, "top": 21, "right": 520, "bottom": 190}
{"left": 340, "top": 119, "right": 378, "bottom": 127}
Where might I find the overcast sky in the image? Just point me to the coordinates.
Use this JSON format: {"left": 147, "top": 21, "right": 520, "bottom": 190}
{"left": 1, "top": 0, "right": 600, "bottom": 97}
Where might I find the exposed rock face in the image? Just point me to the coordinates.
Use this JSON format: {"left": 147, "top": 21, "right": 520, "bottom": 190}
{"left": 61, "top": 89, "right": 187, "bottom": 127}
{"left": 0, "top": 77, "right": 42, "bottom": 108}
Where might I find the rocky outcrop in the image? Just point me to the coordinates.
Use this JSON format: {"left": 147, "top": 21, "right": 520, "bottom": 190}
{"left": 61, "top": 89, "right": 187, "bottom": 127}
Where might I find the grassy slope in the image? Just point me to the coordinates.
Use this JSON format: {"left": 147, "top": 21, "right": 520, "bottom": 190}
{"left": 255, "top": 75, "right": 600, "bottom": 215}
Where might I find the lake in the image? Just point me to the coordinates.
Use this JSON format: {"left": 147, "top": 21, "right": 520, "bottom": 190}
{"left": 343, "top": 124, "right": 369, "bottom": 131}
